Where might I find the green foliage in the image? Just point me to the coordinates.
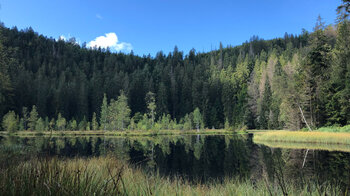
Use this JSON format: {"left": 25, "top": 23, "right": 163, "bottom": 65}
{"left": 69, "top": 119, "right": 78, "bottom": 131}
{"left": 337, "top": 0, "right": 350, "bottom": 21}
{"left": 0, "top": 37, "right": 14, "bottom": 118}
{"left": 146, "top": 91, "right": 156, "bottom": 126}
{"left": 86, "top": 122, "right": 91, "bottom": 131}
{"left": 326, "top": 21, "right": 350, "bottom": 125}
{"left": 56, "top": 113, "right": 66, "bottom": 131}
{"left": 35, "top": 117, "right": 45, "bottom": 132}
{"left": 100, "top": 94, "right": 108, "bottom": 131}
{"left": 21, "top": 107, "right": 29, "bottom": 130}
{"left": 115, "top": 91, "right": 131, "bottom": 130}
{"left": 317, "top": 125, "right": 350, "bottom": 132}
{"left": 182, "top": 114, "right": 193, "bottom": 131}
{"left": 2, "top": 110, "right": 18, "bottom": 132}
{"left": 28, "top": 105, "right": 38, "bottom": 131}
{"left": 92, "top": 112, "right": 98, "bottom": 131}
{"left": 78, "top": 117, "right": 87, "bottom": 131}
{"left": 193, "top": 107, "right": 203, "bottom": 131}
{"left": 0, "top": 5, "right": 349, "bottom": 131}
{"left": 49, "top": 118, "right": 56, "bottom": 131}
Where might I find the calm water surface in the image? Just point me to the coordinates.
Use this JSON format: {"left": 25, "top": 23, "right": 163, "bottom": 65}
{"left": 1, "top": 134, "right": 350, "bottom": 190}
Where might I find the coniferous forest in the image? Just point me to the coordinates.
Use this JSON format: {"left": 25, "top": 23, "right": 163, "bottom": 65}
{"left": 0, "top": 2, "right": 350, "bottom": 132}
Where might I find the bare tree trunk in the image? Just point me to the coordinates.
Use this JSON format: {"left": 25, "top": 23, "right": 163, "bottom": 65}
{"left": 302, "top": 149, "right": 309, "bottom": 168}
{"left": 298, "top": 103, "right": 312, "bottom": 168}
{"left": 298, "top": 104, "right": 312, "bottom": 131}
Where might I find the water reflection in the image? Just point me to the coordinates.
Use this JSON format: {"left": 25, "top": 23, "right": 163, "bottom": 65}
{"left": 1, "top": 135, "right": 350, "bottom": 191}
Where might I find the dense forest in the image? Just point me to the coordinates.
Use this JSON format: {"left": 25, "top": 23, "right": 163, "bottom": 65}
{"left": 0, "top": 2, "right": 349, "bottom": 131}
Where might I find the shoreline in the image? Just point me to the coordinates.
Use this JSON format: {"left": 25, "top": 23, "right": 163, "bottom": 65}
{"left": 0, "top": 129, "right": 241, "bottom": 137}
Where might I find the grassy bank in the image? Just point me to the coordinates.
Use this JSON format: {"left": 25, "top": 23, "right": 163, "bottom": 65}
{"left": 316, "top": 125, "right": 350, "bottom": 132}
{"left": 0, "top": 129, "right": 238, "bottom": 137}
{"left": 254, "top": 131, "right": 350, "bottom": 145}
{"left": 0, "top": 156, "right": 339, "bottom": 196}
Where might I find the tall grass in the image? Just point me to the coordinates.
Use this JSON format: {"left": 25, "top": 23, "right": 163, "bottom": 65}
{"left": 254, "top": 131, "right": 350, "bottom": 145}
{"left": 0, "top": 156, "right": 340, "bottom": 195}
{"left": 317, "top": 125, "right": 350, "bottom": 133}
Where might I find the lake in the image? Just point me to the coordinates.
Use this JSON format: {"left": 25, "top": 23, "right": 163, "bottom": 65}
{"left": 1, "top": 134, "right": 350, "bottom": 192}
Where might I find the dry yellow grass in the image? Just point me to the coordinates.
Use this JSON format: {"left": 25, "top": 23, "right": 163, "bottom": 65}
{"left": 254, "top": 131, "right": 350, "bottom": 145}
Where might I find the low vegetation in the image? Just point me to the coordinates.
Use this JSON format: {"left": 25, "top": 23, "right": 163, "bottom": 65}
{"left": 254, "top": 131, "right": 350, "bottom": 145}
{"left": 316, "top": 125, "right": 350, "bottom": 132}
{"left": 0, "top": 155, "right": 340, "bottom": 196}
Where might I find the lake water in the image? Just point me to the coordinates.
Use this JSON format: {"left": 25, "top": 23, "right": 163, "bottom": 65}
{"left": 1, "top": 134, "right": 350, "bottom": 191}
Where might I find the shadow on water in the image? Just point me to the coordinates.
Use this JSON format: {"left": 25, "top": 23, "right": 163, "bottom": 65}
{"left": 1, "top": 134, "right": 350, "bottom": 192}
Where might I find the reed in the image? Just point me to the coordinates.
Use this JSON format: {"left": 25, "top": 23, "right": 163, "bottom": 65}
{"left": 0, "top": 156, "right": 340, "bottom": 195}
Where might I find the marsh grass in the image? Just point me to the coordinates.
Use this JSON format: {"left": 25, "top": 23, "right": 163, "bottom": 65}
{"left": 0, "top": 156, "right": 340, "bottom": 196}
{"left": 254, "top": 131, "right": 350, "bottom": 145}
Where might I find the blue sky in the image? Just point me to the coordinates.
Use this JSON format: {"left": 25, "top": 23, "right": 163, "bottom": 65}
{"left": 0, "top": 0, "right": 342, "bottom": 56}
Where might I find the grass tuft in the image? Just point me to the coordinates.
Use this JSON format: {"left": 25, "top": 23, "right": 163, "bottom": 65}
{"left": 0, "top": 156, "right": 341, "bottom": 195}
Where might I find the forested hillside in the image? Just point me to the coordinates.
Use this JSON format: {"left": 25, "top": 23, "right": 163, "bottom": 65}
{"left": 0, "top": 9, "right": 349, "bottom": 131}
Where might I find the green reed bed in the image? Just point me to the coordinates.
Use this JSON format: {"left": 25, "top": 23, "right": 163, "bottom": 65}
{"left": 0, "top": 156, "right": 340, "bottom": 196}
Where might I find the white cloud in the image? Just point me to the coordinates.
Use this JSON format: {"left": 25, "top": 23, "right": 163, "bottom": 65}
{"left": 57, "top": 34, "right": 81, "bottom": 45}
{"left": 96, "top": 14, "right": 103, "bottom": 20}
{"left": 58, "top": 35, "right": 66, "bottom": 41}
{"left": 87, "top": 32, "right": 132, "bottom": 52}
